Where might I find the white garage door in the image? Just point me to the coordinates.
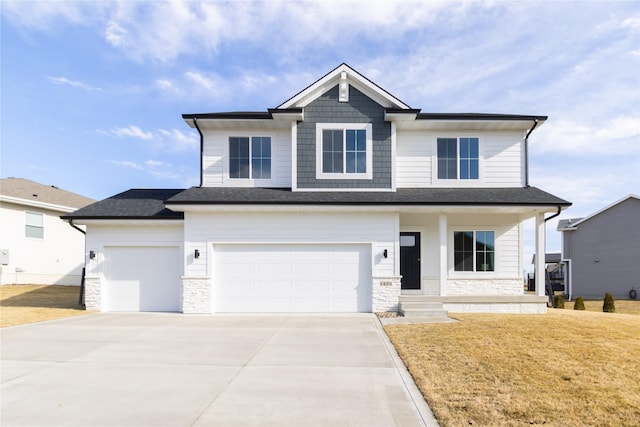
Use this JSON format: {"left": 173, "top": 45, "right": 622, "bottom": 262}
{"left": 214, "top": 244, "right": 371, "bottom": 313}
{"left": 104, "top": 246, "right": 181, "bottom": 312}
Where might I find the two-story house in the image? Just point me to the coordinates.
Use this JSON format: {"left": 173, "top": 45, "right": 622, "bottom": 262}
{"left": 62, "top": 64, "right": 570, "bottom": 314}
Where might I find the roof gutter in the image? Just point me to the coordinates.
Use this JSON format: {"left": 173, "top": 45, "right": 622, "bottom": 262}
{"left": 524, "top": 119, "right": 539, "bottom": 187}
{"left": 544, "top": 205, "right": 562, "bottom": 223}
{"left": 193, "top": 117, "right": 204, "bottom": 187}
{"left": 67, "top": 218, "right": 86, "bottom": 235}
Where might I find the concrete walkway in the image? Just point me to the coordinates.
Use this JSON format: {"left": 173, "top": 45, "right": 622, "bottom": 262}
{"left": 1, "top": 313, "right": 439, "bottom": 427}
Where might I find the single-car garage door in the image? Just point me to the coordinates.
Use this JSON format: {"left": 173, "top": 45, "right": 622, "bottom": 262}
{"left": 104, "top": 246, "right": 181, "bottom": 312}
{"left": 214, "top": 244, "right": 371, "bottom": 313}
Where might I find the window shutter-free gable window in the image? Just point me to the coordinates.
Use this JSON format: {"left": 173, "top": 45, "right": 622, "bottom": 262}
{"left": 437, "top": 137, "right": 479, "bottom": 180}
{"left": 229, "top": 136, "right": 271, "bottom": 179}
{"left": 322, "top": 130, "right": 344, "bottom": 173}
{"left": 316, "top": 123, "right": 373, "bottom": 180}
{"left": 25, "top": 211, "right": 44, "bottom": 239}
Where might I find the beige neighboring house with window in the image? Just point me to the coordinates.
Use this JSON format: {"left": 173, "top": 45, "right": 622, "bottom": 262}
{"left": 0, "top": 178, "right": 95, "bottom": 285}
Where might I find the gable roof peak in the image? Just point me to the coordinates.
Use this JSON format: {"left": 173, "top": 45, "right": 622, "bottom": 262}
{"left": 277, "top": 63, "right": 410, "bottom": 110}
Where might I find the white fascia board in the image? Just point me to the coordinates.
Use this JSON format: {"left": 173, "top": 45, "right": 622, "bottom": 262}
{"left": 167, "top": 203, "right": 558, "bottom": 215}
{"left": 63, "top": 219, "right": 184, "bottom": 226}
{"left": 569, "top": 194, "right": 640, "bottom": 227}
{"left": 278, "top": 64, "right": 410, "bottom": 109}
{"left": 0, "top": 195, "right": 76, "bottom": 213}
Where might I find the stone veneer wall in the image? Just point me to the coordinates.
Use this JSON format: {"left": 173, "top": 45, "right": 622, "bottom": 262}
{"left": 372, "top": 276, "right": 402, "bottom": 312}
{"left": 447, "top": 278, "right": 523, "bottom": 296}
{"left": 83, "top": 276, "right": 101, "bottom": 311}
{"left": 181, "top": 277, "right": 211, "bottom": 313}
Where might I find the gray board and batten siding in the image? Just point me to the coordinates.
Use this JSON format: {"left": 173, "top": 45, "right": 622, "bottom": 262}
{"left": 563, "top": 196, "right": 640, "bottom": 300}
{"left": 296, "top": 85, "right": 392, "bottom": 189}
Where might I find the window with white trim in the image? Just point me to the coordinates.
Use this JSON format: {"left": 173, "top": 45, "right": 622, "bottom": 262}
{"left": 454, "top": 230, "right": 494, "bottom": 272}
{"left": 316, "top": 123, "right": 372, "bottom": 179}
{"left": 25, "top": 211, "right": 44, "bottom": 239}
{"left": 229, "top": 136, "right": 271, "bottom": 179}
{"left": 437, "top": 137, "right": 479, "bottom": 180}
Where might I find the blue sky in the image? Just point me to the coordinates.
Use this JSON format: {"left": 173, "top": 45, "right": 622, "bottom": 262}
{"left": 2, "top": 1, "right": 639, "bottom": 265}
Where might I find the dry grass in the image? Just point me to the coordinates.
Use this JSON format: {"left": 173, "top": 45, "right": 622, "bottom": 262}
{"left": 385, "top": 307, "right": 640, "bottom": 427}
{"left": 0, "top": 285, "right": 91, "bottom": 328}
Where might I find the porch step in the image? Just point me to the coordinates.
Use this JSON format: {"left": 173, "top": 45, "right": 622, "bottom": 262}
{"left": 398, "top": 299, "right": 449, "bottom": 319}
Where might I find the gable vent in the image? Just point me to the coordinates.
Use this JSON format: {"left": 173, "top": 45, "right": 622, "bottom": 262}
{"left": 339, "top": 71, "right": 349, "bottom": 102}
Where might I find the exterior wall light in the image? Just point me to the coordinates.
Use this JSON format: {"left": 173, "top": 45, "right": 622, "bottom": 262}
{"left": 194, "top": 249, "right": 200, "bottom": 259}
{"left": 383, "top": 249, "right": 388, "bottom": 258}
{"left": 89, "top": 250, "right": 96, "bottom": 260}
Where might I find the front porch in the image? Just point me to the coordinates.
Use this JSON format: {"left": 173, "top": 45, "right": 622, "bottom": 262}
{"left": 398, "top": 295, "right": 548, "bottom": 315}
{"left": 394, "top": 208, "right": 552, "bottom": 314}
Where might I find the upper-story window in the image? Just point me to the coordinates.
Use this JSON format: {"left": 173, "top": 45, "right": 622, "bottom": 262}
{"left": 316, "top": 123, "right": 373, "bottom": 180}
{"left": 229, "top": 136, "right": 271, "bottom": 179}
{"left": 437, "top": 137, "right": 479, "bottom": 180}
{"left": 25, "top": 211, "right": 44, "bottom": 239}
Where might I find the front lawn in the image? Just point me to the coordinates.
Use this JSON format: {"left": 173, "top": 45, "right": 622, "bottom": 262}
{"left": 0, "top": 285, "right": 91, "bottom": 327}
{"left": 385, "top": 307, "right": 640, "bottom": 426}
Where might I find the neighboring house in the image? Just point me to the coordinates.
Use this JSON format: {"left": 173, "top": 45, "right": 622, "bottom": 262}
{"left": 557, "top": 195, "right": 640, "bottom": 300}
{"left": 62, "top": 64, "right": 570, "bottom": 314}
{"left": 528, "top": 253, "right": 564, "bottom": 294}
{"left": 0, "top": 178, "right": 95, "bottom": 285}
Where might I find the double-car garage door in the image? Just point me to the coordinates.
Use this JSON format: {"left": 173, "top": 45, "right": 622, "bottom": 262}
{"left": 214, "top": 244, "right": 372, "bottom": 312}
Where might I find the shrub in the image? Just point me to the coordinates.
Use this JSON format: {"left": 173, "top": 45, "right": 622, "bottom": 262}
{"left": 553, "top": 294, "right": 565, "bottom": 309}
{"left": 573, "top": 296, "right": 585, "bottom": 310}
{"left": 603, "top": 293, "right": 616, "bottom": 313}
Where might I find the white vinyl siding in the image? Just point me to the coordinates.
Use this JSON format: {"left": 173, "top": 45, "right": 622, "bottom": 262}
{"left": 184, "top": 211, "right": 396, "bottom": 279}
{"left": 395, "top": 130, "right": 524, "bottom": 188}
{"left": 396, "top": 130, "right": 432, "bottom": 187}
{"left": 84, "top": 224, "right": 183, "bottom": 278}
{"left": 202, "top": 129, "right": 291, "bottom": 187}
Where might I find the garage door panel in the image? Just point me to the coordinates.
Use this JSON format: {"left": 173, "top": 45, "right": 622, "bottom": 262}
{"left": 214, "top": 244, "right": 371, "bottom": 313}
{"left": 104, "top": 246, "right": 181, "bottom": 312}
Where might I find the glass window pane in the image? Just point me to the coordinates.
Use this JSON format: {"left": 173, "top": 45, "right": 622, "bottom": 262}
{"left": 470, "top": 160, "right": 478, "bottom": 179}
{"left": 323, "top": 153, "right": 333, "bottom": 173}
{"left": 333, "top": 153, "right": 343, "bottom": 173}
{"left": 262, "top": 160, "right": 271, "bottom": 179}
{"left": 229, "top": 137, "right": 249, "bottom": 178}
{"left": 262, "top": 138, "right": 271, "bottom": 157}
{"left": 238, "top": 161, "right": 249, "bottom": 178}
{"left": 346, "top": 152, "right": 355, "bottom": 173}
{"left": 356, "top": 151, "right": 366, "bottom": 173}
{"left": 25, "top": 225, "right": 43, "bottom": 239}
{"left": 346, "top": 130, "right": 355, "bottom": 151}
{"left": 357, "top": 130, "right": 366, "bottom": 151}
{"left": 400, "top": 235, "right": 415, "bottom": 246}
{"left": 26, "top": 212, "right": 43, "bottom": 227}
{"left": 251, "top": 159, "right": 261, "bottom": 178}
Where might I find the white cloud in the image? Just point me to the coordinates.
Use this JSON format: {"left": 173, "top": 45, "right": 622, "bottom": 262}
{"left": 108, "top": 125, "right": 154, "bottom": 140}
{"left": 531, "top": 115, "right": 640, "bottom": 156}
{"left": 157, "top": 129, "right": 199, "bottom": 151}
{"left": 109, "top": 159, "right": 180, "bottom": 181}
{"left": 48, "top": 76, "right": 102, "bottom": 91}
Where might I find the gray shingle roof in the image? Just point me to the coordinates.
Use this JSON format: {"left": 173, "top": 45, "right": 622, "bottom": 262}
{"left": 166, "top": 186, "right": 571, "bottom": 206}
{"left": 62, "top": 187, "right": 570, "bottom": 220}
{"left": 61, "top": 189, "right": 184, "bottom": 220}
{"left": 557, "top": 218, "right": 583, "bottom": 230}
{"left": 1, "top": 177, "right": 95, "bottom": 209}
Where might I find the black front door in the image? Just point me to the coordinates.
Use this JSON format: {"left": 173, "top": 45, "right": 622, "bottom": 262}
{"left": 400, "top": 232, "right": 421, "bottom": 290}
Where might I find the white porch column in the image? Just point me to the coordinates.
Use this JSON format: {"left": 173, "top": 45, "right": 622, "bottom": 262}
{"left": 439, "top": 213, "right": 447, "bottom": 296}
{"left": 535, "top": 212, "right": 546, "bottom": 297}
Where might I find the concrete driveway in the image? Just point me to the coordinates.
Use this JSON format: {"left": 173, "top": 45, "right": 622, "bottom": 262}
{"left": 1, "top": 313, "right": 438, "bottom": 426}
